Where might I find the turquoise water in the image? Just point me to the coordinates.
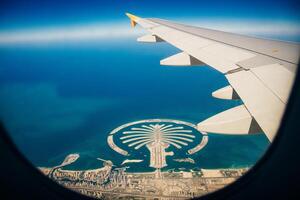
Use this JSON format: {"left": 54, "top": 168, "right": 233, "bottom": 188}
{"left": 0, "top": 37, "right": 269, "bottom": 172}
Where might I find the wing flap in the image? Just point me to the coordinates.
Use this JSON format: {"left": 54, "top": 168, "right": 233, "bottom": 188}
{"left": 250, "top": 63, "right": 295, "bottom": 103}
{"left": 226, "top": 70, "right": 286, "bottom": 141}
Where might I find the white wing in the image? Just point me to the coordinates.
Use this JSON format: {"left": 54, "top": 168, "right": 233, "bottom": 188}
{"left": 126, "top": 13, "right": 300, "bottom": 141}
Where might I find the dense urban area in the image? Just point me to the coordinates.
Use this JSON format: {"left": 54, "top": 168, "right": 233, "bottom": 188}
{"left": 40, "top": 155, "right": 248, "bottom": 200}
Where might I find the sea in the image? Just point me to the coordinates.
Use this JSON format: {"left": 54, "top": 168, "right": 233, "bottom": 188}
{"left": 0, "top": 36, "right": 270, "bottom": 172}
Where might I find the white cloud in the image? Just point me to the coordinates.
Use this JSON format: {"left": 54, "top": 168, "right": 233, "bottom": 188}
{"left": 0, "top": 19, "right": 299, "bottom": 44}
{"left": 0, "top": 22, "right": 145, "bottom": 44}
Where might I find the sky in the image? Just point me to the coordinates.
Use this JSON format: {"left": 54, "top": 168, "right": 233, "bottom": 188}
{"left": 0, "top": 0, "right": 300, "bottom": 43}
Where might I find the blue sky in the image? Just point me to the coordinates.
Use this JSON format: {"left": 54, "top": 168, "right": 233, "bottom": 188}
{"left": 1, "top": 0, "right": 299, "bottom": 27}
{"left": 0, "top": 0, "right": 299, "bottom": 43}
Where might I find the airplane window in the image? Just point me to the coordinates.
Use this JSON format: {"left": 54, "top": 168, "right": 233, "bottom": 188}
{"left": 0, "top": 0, "right": 299, "bottom": 199}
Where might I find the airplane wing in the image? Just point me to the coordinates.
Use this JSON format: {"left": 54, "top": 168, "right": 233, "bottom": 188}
{"left": 126, "top": 13, "right": 300, "bottom": 141}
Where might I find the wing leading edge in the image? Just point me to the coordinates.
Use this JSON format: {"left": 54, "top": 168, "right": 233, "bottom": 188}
{"left": 126, "top": 13, "right": 300, "bottom": 141}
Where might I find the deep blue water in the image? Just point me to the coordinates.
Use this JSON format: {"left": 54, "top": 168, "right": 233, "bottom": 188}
{"left": 0, "top": 37, "right": 269, "bottom": 172}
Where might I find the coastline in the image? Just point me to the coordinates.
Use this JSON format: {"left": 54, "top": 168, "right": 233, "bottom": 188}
{"left": 39, "top": 162, "right": 248, "bottom": 199}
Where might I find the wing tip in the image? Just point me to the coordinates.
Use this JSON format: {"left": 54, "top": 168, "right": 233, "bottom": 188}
{"left": 125, "top": 12, "right": 140, "bottom": 27}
